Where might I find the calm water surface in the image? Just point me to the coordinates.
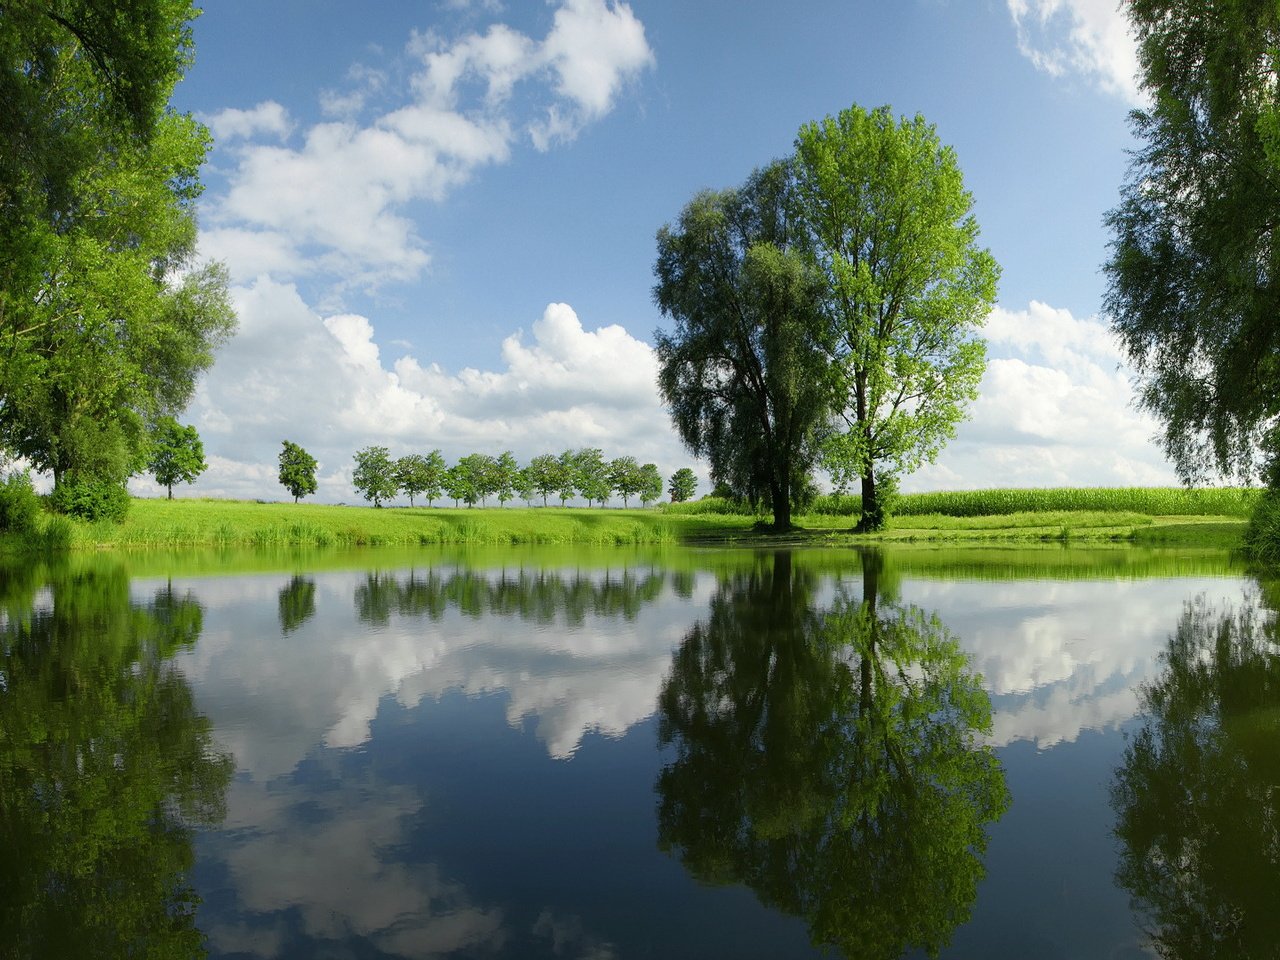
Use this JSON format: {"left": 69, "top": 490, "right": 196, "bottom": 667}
{"left": 1, "top": 544, "right": 1270, "bottom": 958}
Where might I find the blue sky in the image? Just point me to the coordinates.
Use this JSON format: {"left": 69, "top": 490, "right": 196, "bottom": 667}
{"left": 145, "top": 0, "right": 1176, "bottom": 502}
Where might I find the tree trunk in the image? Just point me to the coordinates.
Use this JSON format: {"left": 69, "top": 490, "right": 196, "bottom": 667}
{"left": 167, "top": 485, "right": 173, "bottom": 500}
{"left": 856, "top": 471, "right": 879, "bottom": 532}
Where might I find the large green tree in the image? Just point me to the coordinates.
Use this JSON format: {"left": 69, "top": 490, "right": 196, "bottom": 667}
{"left": 0, "top": 2, "right": 235, "bottom": 497}
{"left": 655, "top": 163, "right": 832, "bottom": 530}
{"left": 792, "top": 105, "right": 998, "bottom": 531}
{"left": 1105, "top": 0, "right": 1280, "bottom": 484}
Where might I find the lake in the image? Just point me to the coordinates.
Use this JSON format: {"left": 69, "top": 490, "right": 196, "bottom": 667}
{"left": 0, "top": 543, "right": 1270, "bottom": 958}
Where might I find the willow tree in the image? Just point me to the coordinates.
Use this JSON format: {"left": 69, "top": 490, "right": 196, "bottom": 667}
{"left": 792, "top": 105, "right": 998, "bottom": 531}
{"left": 1105, "top": 0, "right": 1280, "bottom": 484}
{"left": 0, "top": 0, "right": 235, "bottom": 510}
{"left": 654, "top": 163, "right": 832, "bottom": 530}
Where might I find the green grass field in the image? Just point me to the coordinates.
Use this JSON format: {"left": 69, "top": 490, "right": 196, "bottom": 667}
{"left": 2, "top": 486, "right": 1255, "bottom": 552}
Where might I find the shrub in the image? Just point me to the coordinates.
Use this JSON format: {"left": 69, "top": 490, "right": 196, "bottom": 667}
{"left": 49, "top": 477, "right": 131, "bottom": 523}
{"left": 1245, "top": 490, "right": 1280, "bottom": 564}
{"left": 0, "top": 471, "right": 42, "bottom": 533}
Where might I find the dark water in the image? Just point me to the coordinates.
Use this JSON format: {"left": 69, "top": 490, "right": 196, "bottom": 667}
{"left": 0, "top": 545, "right": 1271, "bottom": 958}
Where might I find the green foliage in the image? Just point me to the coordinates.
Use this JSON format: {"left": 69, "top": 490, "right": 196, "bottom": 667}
{"left": 450, "top": 453, "right": 495, "bottom": 507}
{"left": 1106, "top": 0, "right": 1280, "bottom": 485}
{"left": 668, "top": 467, "right": 698, "bottom": 503}
{"left": 556, "top": 450, "right": 579, "bottom": 506}
{"left": 608, "top": 455, "right": 643, "bottom": 507}
{"left": 572, "top": 447, "right": 611, "bottom": 506}
{"left": 352, "top": 445, "right": 397, "bottom": 507}
{"left": 0, "top": 470, "right": 42, "bottom": 533}
{"left": 638, "top": 462, "right": 663, "bottom": 506}
{"left": 0, "top": 91, "right": 235, "bottom": 487}
{"left": 147, "top": 415, "right": 205, "bottom": 498}
{"left": 277, "top": 440, "right": 318, "bottom": 503}
{"left": 655, "top": 163, "right": 831, "bottom": 530}
{"left": 49, "top": 474, "right": 130, "bottom": 522}
{"left": 1244, "top": 490, "right": 1280, "bottom": 564}
{"left": 792, "top": 104, "right": 998, "bottom": 531}
{"left": 393, "top": 452, "right": 442, "bottom": 507}
{"left": 527, "top": 453, "right": 567, "bottom": 506}
{"left": 493, "top": 451, "right": 519, "bottom": 506}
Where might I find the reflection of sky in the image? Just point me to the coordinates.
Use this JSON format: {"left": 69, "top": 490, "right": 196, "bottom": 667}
{"left": 138, "top": 560, "right": 1257, "bottom": 959}
{"left": 906, "top": 576, "right": 1250, "bottom": 749}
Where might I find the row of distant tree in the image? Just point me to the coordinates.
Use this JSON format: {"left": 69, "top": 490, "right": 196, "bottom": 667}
{"left": 278, "top": 441, "right": 699, "bottom": 508}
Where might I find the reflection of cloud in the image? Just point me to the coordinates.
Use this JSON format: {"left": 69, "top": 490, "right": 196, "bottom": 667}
{"left": 907, "top": 576, "right": 1249, "bottom": 749}
{"left": 176, "top": 565, "right": 710, "bottom": 774}
{"left": 533, "top": 910, "right": 617, "bottom": 959}
{"left": 203, "top": 776, "right": 506, "bottom": 957}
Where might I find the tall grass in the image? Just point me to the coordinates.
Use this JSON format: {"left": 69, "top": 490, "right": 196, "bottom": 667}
{"left": 665, "top": 487, "right": 1260, "bottom": 519}
{"left": 52, "top": 499, "right": 682, "bottom": 550}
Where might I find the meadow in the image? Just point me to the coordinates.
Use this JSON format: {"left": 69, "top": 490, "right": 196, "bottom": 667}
{"left": 4, "top": 485, "right": 1255, "bottom": 552}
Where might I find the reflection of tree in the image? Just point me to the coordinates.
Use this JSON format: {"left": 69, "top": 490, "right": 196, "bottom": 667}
{"left": 278, "top": 575, "right": 317, "bottom": 634}
{"left": 656, "top": 550, "right": 1007, "bottom": 959}
{"left": 0, "top": 563, "right": 233, "bottom": 958}
{"left": 1112, "top": 594, "right": 1280, "bottom": 959}
{"left": 354, "top": 567, "right": 668, "bottom": 627}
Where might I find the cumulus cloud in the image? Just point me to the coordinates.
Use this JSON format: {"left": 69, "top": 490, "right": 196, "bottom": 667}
{"left": 1006, "top": 0, "right": 1143, "bottom": 104}
{"left": 907, "top": 301, "right": 1179, "bottom": 490}
{"left": 206, "top": 0, "right": 653, "bottom": 291}
{"left": 203, "top": 100, "right": 293, "bottom": 141}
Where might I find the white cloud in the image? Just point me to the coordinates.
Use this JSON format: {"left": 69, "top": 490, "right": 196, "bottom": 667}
{"left": 1006, "top": 0, "right": 1143, "bottom": 105}
{"left": 203, "top": 101, "right": 293, "bottom": 141}
{"left": 170, "top": 279, "right": 683, "bottom": 503}
{"left": 206, "top": 0, "right": 653, "bottom": 292}
{"left": 907, "top": 301, "right": 1178, "bottom": 491}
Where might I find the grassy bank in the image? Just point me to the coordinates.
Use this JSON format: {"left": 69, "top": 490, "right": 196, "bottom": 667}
{"left": 1, "top": 486, "right": 1254, "bottom": 552}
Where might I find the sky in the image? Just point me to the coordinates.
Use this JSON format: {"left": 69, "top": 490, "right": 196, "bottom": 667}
{"left": 131, "top": 0, "right": 1179, "bottom": 502}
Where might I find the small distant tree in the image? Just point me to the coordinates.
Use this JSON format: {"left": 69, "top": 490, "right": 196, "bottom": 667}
{"left": 575, "top": 447, "right": 612, "bottom": 507}
{"left": 422, "top": 449, "right": 447, "bottom": 506}
{"left": 639, "top": 463, "right": 663, "bottom": 506}
{"left": 453, "top": 454, "right": 491, "bottom": 507}
{"left": 557, "top": 449, "right": 579, "bottom": 506}
{"left": 669, "top": 467, "right": 697, "bottom": 503}
{"left": 352, "top": 446, "right": 398, "bottom": 507}
{"left": 149, "top": 417, "right": 206, "bottom": 499}
{"left": 609, "top": 456, "right": 644, "bottom": 508}
{"left": 279, "top": 440, "right": 318, "bottom": 503}
{"left": 493, "top": 451, "right": 519, "bottom": 506}
{"left": 515, "top": 466, "right": 537, "bottom": 506}
{"left": 526, "top": 453, "right": 564, "bottom": 506}
{"left": 394, "top": 454, "right": 431, "bottom": 507}
{"left": 443, "top": 465, "right": 464, "bottom": 507}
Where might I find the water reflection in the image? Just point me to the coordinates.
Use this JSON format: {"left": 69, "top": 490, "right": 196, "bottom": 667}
{"left": 353, "top": 566, "right": 667, "bottom": 627}
{"left": 657, "top": 550, "right": 1009, "bottom": 959}
{"left": 1112, "top": 589, "right": 1280, "bottom": 958}
{"left": 0, "top": 561, "right": 233, "bottom": 958}
{"left": 277, "top": 575, "right": 316, "bottom": 634}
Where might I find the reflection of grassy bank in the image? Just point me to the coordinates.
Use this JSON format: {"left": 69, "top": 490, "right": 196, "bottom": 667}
{"left": 2, "top": 492, "right": 1249, "bottom": 552}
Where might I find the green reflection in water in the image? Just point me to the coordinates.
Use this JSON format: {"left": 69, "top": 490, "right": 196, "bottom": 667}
{"left": 351, "top": 565, "right": 668, "bottom": 627}
{"left": 656, "top": 549, "right": 1009, "bottom": 959}
{"left": 0, "top": 559, "right": 233, "bottom": 959}
{"left": 1112, "top": 587, "right": 1280, "bottom": 958}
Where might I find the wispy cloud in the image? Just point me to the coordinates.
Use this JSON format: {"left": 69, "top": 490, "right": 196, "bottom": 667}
{"left": 1006, "top": 0, "right": 1143, "bottom": 105}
